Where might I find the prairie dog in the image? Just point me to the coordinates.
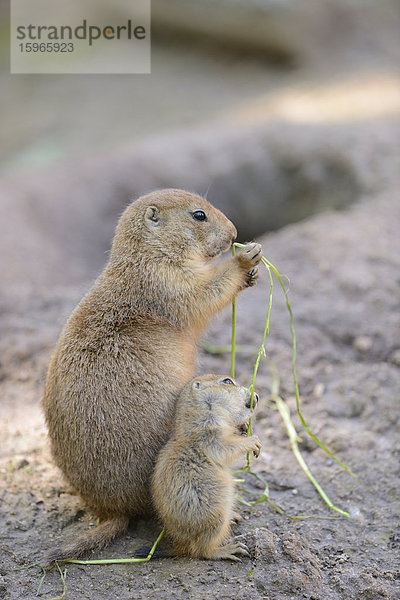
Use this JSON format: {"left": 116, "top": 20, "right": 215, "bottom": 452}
{"left": 43, "top": 189, "right": 262, "bottom": 562}
{"left": 151, "top": 374, "right": 261, "bottom": 561}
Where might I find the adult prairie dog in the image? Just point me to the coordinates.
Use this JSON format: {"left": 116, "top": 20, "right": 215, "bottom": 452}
{"left": 43, "top": 189, "right": 262, "bottom": 562}
{"left": 152, "top": 374, "right": 261, "bottom": 561}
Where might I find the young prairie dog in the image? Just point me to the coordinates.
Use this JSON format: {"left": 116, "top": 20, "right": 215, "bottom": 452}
{"left": 151, "top": 374, "right": 261, "bottom": 561}
{"left": 43, "top": 189, "right": 262, "bottom": 562}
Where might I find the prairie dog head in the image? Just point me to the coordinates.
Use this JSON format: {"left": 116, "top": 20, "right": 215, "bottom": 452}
{"left": 175, "top": 374, "right": 259, "bottom": 436}
{"left": 110, "top": 189, "right": 237, "bottom": 264}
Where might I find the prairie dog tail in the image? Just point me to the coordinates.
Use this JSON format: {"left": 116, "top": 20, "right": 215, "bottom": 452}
{"left": 46, "top": 515, "right": 130, "bottom": 565}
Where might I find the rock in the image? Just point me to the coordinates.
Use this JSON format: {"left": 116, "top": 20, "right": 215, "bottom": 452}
{"left": 389, "top": 348, "right": 400, "bottom": 366}
{"left": 16, "top": 459, "right": 29, "bottom": 470}
{"left": 353, "top": 336, "right": 373, "bottom": 353}
{"left": 245, "top": 527, "right": 280, "bottom": 563}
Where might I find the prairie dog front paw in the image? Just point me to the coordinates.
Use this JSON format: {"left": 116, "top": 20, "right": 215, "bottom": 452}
{"left": 236, "top": 243, "right": 263, "bottom": 271}
{"left": 244, "top": 266, "right": 259, "bottom": 288}
{"left": 249, "top": 435, "right": 261, "bottom": 458}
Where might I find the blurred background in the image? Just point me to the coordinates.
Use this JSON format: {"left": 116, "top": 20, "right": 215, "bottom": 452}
{"left": 1, "top": 0, "right": 399, "bottom": 287}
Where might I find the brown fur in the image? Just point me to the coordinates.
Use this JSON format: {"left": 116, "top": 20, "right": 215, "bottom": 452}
{"left": 151, "top": 374, "right": 261, "bottom": 561}
{"left": 42, "top": 189, "right": 262, "bottom": 562}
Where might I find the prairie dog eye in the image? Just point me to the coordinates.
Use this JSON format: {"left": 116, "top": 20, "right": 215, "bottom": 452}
{"left": 221, "top": 378, "right": 234, "bottom": 385}
{"left": 192, "top": 210, "right": 207, "bottom": 222}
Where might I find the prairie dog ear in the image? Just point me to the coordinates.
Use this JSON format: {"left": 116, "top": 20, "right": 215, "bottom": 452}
{"left": 192, "top": 380, "right": 211, "bottom": 394}
{"left": 144, "top": 206, "right": 160, "bottom": 227}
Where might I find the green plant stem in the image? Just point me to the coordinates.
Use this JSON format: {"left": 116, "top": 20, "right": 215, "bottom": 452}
{"left": 36, "top": 567, "right": 47, "bottom": 596}
{"left": 232, "top": 243, "right": 273, "bottom": 467}
{"left": 261, "top": 256, "right": 356, "bottom": 478}
{"left": 231, "top": 242, "right": 354, "bottom": 514}
{"left": 3, "top": 563, "right": 47, "bottom": 597}
{"left": 64, "top": 529, "right": 165, "bottom": 565}
{"left": 49, "top": 562, "right": 67, "bottom": 600}
{"left": 270, "top": 367, "right": 349, "bottom": 517}
{"left": 247, "top": 258, "right": 273, "bottom": 417}
{"left": 232, "top": 245, "right": 273, "bottom": 415}
{"left": 236, "top": 470, "right": 342, "bottom": 520}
